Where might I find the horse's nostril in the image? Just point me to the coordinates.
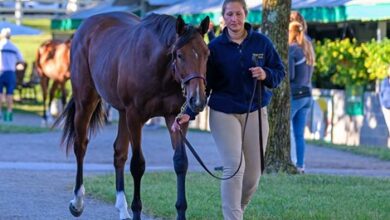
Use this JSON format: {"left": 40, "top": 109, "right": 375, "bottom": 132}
{"left": 189, "top": 96, "right": 205, "bottom": 113}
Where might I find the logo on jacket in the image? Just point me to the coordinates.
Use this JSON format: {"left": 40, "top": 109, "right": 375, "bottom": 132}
{"left": 252, "top": 53, "right": 264, "bottom": 66}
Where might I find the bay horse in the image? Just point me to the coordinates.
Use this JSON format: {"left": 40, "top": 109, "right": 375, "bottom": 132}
{"left": 35, "top": 37, "right": 71, "bottom": 124}
{"left": 55, "top": 12, "right": 209, "bottom": 220}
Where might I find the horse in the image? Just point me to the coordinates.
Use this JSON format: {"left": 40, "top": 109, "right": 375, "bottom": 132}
{"left": 54, "top": 12, "right": 210, "bottom": 220}
{"left": 35, "top": 37, "right": 71, "bottom": 124}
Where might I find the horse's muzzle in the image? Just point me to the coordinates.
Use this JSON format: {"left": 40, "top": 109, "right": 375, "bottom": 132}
{"left": 189, "top": 96, "right": 206, "bottom": 113}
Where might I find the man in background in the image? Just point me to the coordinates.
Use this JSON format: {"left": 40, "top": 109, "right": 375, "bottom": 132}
{"left": 0, "top": 28, "right": 24, "bottom": 122}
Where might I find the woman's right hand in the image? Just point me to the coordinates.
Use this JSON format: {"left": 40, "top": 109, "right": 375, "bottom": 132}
{"left": 171, "top": 114, "right": 190, "bottom": 132}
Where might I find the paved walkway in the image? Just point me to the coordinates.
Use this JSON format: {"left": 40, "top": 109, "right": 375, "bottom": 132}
{"left": 1, "top": 112, "right": 390, "bottom": 219}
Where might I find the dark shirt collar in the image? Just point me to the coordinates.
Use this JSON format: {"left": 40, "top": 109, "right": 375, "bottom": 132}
{"left": 220, "top": 22, "right": 253, "bottom": 44}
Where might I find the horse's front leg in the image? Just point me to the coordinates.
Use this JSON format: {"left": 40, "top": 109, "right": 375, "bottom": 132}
{"left": 114, "top": 110, "right": 131, "bottom": 220}
{"left": 127, "top": 112, "right": 146, "bottom": 220}
{"left": 166, "top": 115, "right": 188, "bottom": 220}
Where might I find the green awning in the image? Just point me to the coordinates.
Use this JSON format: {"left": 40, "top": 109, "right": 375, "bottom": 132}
{"left": 159, "top": 0, "right": 390, "bottom": 25}
{"left": 180, "top": 3, "right": 390, "bottom": 25}
{"left": 51, "top": 18, "right": 83, "bottom": 31}
{"left": 52, "top": 1, "right": 390, "bottom": 30}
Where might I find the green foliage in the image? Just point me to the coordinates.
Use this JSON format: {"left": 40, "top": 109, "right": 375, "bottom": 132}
{"left": 363, "top": 38, "right": 390, "bottom": 81}
{"left": 313, "top": 38, "right": 390, "bottom": 88}
{"left": 86, "top": 173, "right": 390, "bottom": 220}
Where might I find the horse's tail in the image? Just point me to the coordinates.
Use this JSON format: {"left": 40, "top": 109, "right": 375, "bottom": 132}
{"left": 53, "top": 97, "right": 106, "bottom": 155}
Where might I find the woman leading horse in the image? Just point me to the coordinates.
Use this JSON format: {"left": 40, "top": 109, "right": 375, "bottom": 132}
{"left": 55, "top": 12, "right": 210, "bottom": 220}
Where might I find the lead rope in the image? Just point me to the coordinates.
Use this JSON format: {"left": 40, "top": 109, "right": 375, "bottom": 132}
{"left": 178, "top": 77, "right": 260, "bottom": 180}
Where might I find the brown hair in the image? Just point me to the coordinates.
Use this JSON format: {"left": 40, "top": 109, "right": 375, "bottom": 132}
{"left": 290, "top": 11, "right": 307, "bottom": 33}
{"left": 222, "top": 0, "right": 248, "bottom": 16}
{"left": 289, "top": 21, "right": 315, "bottom": 66}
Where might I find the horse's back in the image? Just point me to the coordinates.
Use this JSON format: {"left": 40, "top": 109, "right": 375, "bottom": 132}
{"left": 70, "top": 12, "right": 141, "bottom": 107}
{"left": 73, "top": 12, "right": 140, "bottom": 45}
{"left": 36, "top": 39, "right": 70, "bottom": 81}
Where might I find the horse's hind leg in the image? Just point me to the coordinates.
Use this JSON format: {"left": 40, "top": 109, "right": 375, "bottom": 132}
{"left": 126, "top": 111, "right": 146, "bottom": 220}
{"left": 60, "top": 82, "right": 68, "bottom": 112}
{"left": 47, "top": 81, "right": 59, "bottom": 122}
{"left": 165, "top": 115, "right": 189, "bottom": 220}
{"left": 69, "top": 90, "right": 101, "bottom": 217}
{"left": 114, "top": 110, "right": 131, "bottom": 220}
{"left": 40, "top": 76, "right": 49, "bottom": 123}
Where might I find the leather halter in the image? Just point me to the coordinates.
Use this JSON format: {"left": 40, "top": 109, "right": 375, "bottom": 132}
{"left": 171, "top": 54, "right": 206, "bottom": 88}
{"left": 171, "top": 26, "right": 206, "bottom": 88}
{"left": 172, "top": 58, "right": 206, "bottom": 88}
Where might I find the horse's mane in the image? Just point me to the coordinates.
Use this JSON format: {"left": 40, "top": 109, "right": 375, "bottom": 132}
{"left": 140, "top": 13, "right": 200, "bottom": 52}
{"left": 140, "top": 13, "right": 177, "bottom": 48}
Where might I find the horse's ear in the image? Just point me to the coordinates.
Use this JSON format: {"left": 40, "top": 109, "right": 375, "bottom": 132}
{"left": 199, "top": 16, "right": 210, "bottom": 36}
{"left": 176, "top": 15, "right": 186, "bottom": 36}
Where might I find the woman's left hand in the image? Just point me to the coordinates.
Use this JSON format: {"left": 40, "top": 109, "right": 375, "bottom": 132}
{"left": 249, "top": 67, "right": 266, "bottom": 80}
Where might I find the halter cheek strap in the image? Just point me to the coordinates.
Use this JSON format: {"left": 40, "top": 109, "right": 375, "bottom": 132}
{"left": 171, "top": 60, "right": 206, "bottom": 87}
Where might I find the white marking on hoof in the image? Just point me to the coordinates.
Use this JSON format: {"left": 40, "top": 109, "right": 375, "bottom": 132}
{"left": 70, "top": 185, "right": 85, "bottom": 211}
{"left": 115, "top": 191, "right": 131, "bottom": 220}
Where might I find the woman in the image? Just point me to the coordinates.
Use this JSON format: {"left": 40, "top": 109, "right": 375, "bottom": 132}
{"left": 379, "top": 68, "right": 390, "bottom": 136}
{"left": 288, "top": 21, "right": 315, "bottom": 173}
{"left": 172, "top": 0, "right": 285, "bottom": 219}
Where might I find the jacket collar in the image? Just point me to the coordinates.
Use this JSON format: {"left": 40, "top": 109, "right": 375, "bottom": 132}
{"left": 220, "top": 22, "right": 253, "bottom": 44}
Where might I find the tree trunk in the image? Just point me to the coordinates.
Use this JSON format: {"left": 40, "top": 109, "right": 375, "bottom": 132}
{"left": 261, "top": 0, "right": 296, "bottom": 173}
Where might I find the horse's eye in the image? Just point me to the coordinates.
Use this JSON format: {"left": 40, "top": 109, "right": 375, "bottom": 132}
{"left": 177, "top": 54, "right": 184, "bottom": 60}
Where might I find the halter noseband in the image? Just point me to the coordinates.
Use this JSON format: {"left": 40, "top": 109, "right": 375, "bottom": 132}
{"left": 172, "top": 58, "right": 206, "bottom": 88}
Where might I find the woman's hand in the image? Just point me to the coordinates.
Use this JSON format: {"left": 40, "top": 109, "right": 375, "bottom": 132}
{"left": 171, "top": 114, "right": 190, "bottom": 132}
{"left": 249, "top": 67, "right": 266, "bottom": 80}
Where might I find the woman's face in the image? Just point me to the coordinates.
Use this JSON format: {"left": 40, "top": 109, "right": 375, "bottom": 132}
{"left": 223, "top": 2, "right": 246, "bottom": 33}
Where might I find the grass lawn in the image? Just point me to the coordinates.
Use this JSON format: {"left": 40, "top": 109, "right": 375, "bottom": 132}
{"left": 309, "top": 140, "right": 390, "bottom": 161}
{"left": 86, "top": 172, "right": 390, "bottom": 220}
{"left": 0, "top": 123, "right": 49, "bottom": 133}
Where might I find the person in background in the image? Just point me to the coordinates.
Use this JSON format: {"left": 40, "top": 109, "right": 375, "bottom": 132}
{"left": 289, "top": 10, "right": 315, "bottom": 165}
{"left": 0, "top": 28, "right": 24, "bottom": 122}
{"left": 379, "top": 67, "right": 390, "bottom": 138}
{"left": 207, "top": 21, "right": 216, "bottom": 42}
{"left": 288, "top": 21, "right": 315, "bottom": 174}
{"left": 290, "top": 11, "right": 309, "bottom": 38}
{"left": 172, "top": 0, "right": 285, "bottom": 219}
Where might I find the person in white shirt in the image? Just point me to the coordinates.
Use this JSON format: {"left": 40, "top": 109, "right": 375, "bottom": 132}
{"left": 0, "top": 28, "right": 24, "bottom": 121}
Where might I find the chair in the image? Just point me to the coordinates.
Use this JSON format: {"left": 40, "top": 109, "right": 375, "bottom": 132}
{"left": 15, "top": 61, "right": 39, "bottom": 103}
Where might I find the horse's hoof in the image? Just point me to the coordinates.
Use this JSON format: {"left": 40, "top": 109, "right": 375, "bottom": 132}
{"left": 69, "top": 203, "right": 84, "bottom": 217}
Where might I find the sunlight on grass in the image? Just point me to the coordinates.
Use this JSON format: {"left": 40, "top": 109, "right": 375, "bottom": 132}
{"left": 86, "top": 172, "right": 390, "bottom": 220}
{"left": 309, "top": 140, "right": 390, "bottom": 161}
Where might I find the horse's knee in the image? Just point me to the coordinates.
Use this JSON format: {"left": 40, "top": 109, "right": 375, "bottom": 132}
{"left": 114, "top": 155, "right": 128, "bottom": 168}
{"left": 173, "top": 150, "right": 188, "bottom": 174}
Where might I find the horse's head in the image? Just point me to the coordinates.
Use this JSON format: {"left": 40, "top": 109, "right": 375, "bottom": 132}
{"left": 172, "top": 15, "right": 210, "bottom": 113}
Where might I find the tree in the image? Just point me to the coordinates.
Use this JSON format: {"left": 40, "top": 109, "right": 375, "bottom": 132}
{"left": 261, "top": 0, "right": 296, "bottom": 173}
